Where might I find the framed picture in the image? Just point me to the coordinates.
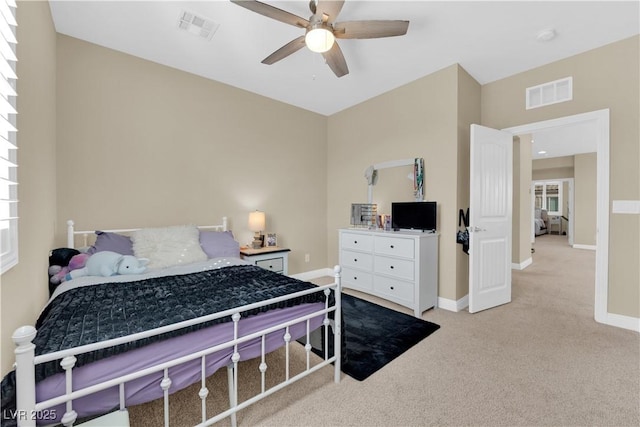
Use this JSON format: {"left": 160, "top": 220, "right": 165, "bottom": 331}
{"left": 265, "top": 233, "right": 277, "bottom": 247}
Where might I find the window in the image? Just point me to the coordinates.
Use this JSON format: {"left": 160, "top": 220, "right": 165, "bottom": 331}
{"left": 534, "top": 181, "right": 562, "bottom": 215}
{"left": 0, "top": 0, "right": 17, "bottom": 274}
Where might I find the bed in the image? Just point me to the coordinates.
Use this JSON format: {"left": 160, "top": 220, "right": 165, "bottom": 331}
{"left": 534, "top": 208, "right": 548, "bottom": 236}
{"left": 2, "top": 218, "right": 342, "bottom": 427}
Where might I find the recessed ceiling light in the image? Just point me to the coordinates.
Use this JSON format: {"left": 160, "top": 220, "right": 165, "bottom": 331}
{"left": 537, "top": 28, "right": 556, "bottom": 42}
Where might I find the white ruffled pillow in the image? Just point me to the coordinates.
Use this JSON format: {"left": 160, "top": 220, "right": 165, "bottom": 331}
{"left": 132, "top": 225, "right": 207, "bottom": 269}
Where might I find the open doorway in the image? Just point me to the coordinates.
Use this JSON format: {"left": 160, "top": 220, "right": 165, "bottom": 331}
{"left": 503, "top": 109, "right": 610, "bottom": 325}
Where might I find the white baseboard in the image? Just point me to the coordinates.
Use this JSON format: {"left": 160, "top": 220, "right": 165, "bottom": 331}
{"left": 599, "top": 312, "right": 640, "bottom": 333}
{"left": 511, "top": 258, "right": 532, "bottom": 270}
{"left": 438, "top": 294, "right": 469, "bottom": 312}
{"left": 573, "top": 244, "right": 596, "bottom": 251}
{"left": 290, "top": 268, "right": 334, "bottom": 281}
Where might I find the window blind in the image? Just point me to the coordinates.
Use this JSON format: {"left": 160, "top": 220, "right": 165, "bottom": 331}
{"left": 0, "top": 0, "right": 17, "bottom": 274}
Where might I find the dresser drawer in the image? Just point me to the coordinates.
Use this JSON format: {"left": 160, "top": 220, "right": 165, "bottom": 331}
{"left": 340, "top": 232, "right": 374, "bottom": 252}
{"left": 374, "top": 256, "right": 414, "bottom": 281}
{"left": 374, "top": 236, "right": 414, "bottom": 259}
{"left": 341, "top": 250, "right": 374, "bottom": 271}
{"left": 373, "top": 276, "right": 414, "bottom": 305}
{"left": 255, "top": 257, "right": 283, "bottom": 273}
{"left": 341, "top": 267, "right": 373, "bottom": 291}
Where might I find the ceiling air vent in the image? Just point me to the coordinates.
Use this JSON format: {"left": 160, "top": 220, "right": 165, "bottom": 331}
{"left": 526, "top": 77, "right": 572, "bottom": 110}
{"left": 178, "top": 10, "right": 219, "bottom": 41}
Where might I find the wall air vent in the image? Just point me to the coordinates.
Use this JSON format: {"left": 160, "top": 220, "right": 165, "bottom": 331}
{"left": 526, "top": 77, "right": 573, "bottom": 110}
{"left": 178, "top": 10, "right": 219, "bottom": 41}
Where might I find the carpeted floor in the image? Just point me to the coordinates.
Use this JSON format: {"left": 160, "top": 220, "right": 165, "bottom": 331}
{"left": 129, "top": 235, "right": 640, "bottom": 426}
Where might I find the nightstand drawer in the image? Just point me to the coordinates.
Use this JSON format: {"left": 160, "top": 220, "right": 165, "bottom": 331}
{"left": 255, "top": 257, "right": 284, "bottom": 273}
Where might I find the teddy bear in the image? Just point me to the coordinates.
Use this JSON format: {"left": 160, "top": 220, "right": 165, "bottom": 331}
{"left": 67, "top": 250, "right": 149, "bottom": 280}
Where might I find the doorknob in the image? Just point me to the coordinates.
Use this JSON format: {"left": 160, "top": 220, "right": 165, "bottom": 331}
{"left": 470, "top": 226, "right": 486, "bottom": 232}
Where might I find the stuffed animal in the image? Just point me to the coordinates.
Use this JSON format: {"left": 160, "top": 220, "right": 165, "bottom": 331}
{"left": 49, "top": 253, "right": 90, "bottom": 286}
{"left": 68, "top": 251, "right": 149, "bottom": 280}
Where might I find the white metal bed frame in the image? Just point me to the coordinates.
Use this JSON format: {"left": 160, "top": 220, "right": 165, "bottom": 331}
{"left": 12, "top": 218, "right": 342, "bottom": 427}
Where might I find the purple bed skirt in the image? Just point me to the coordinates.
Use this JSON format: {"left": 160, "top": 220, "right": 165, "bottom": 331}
{"left": 36, "top": 303, "right": 325, "bottom": 424}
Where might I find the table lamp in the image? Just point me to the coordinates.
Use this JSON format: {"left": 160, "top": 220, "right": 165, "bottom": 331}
{"left": 248, "top": 210, "right": 265, "bottom": 249}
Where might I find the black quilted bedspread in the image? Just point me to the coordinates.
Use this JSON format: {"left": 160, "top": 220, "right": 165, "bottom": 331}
{"left": 1, "top": 264, "right": 327, "bottom": 423}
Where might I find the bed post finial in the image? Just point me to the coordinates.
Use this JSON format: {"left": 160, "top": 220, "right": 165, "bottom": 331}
{"left": 13, "top": 325, "right": 37, "bottom": 427}
{"left": 67, "top": 220, "right": 75, "bottom": 249}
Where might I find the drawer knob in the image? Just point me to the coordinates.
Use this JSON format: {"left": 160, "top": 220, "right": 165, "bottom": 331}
{"left": 390, "top": 265, "right": 394, "bottom": 269}
{"left": 354, "top": 276, "right": 358, "bottom": 280}
{"left": 390, "top": 245, "right": 394, "bottom": 249}
{"left": 354, "top": 258, "right": 358, "bottom": 262}
{"left": 390, "top": 286, "right": 394, "bottom": 290}
{"left": 354, "top": 240, "right": 358, "bottom": 244}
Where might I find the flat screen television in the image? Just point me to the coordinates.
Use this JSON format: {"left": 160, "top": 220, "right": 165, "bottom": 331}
{"left": 391, "top": 201, "right": 437, "bottom": 232}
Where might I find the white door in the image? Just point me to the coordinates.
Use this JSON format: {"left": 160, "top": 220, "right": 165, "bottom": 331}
{"left": 469, "top": 124, "right": 513, "bottom": 313}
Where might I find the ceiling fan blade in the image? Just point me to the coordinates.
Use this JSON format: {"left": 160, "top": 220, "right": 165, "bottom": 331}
{"left": 231, "top": 0, "right": 309, "bottom": 28}
{"left": 322, "top": 42, "right": 349, "bottom": 78}
{"left": 334, "top": 20, "right": 410, "bottom": 39}
{"left": 261, "top": 36, "right": 306, "bottom": 65}
{"left": 316, "top": 0, "right": 345, "bottom": 23}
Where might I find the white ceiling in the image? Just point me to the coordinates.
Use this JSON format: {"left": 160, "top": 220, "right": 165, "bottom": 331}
{"left": 530, "top": 120, "right": 597, "bottom": 160}
{"left": 49, "top": 0, "right": 638, "bottom": 158}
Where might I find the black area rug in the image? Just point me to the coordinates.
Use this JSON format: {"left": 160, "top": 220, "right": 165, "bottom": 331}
{"left": 309, "top": 293, "right": 440, "bottom": 381}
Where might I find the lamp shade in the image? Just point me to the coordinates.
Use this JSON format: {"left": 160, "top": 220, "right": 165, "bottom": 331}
{"left": 248, "top": 211, "right": 266, "bottom": 232}
{"left": 305, "top": 27, "right": 335, "bottom": 53}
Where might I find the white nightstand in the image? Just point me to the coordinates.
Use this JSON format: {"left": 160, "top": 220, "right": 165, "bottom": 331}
{"left": 240, "top": 247, "right": 290, "bottom": 275}
{"left": 548, "top": 216, "right": 562, "bottom": 235}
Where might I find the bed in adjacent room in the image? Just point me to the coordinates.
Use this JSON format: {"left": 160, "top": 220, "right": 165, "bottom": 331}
{"left": 2, "top": 218, "right": 342, "bottom": 427}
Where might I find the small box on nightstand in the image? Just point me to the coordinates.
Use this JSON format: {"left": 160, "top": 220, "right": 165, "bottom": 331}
{"left": 240, "top": 246, "right": 290, "bottom": 275}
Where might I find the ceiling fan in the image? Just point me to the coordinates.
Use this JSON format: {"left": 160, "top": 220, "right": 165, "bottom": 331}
{"left": 230, "top": 0, "right": 410, "bottom": 77}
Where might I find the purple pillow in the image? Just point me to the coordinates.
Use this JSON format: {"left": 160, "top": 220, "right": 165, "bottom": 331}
{"left": 87, "top": 231, "right": 134, "bottom": 255}
{"left": 199, "top": 231, "right": 240, "bottom": 258}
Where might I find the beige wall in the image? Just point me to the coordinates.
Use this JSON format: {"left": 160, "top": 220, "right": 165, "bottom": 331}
{"left": 455, "top": 66, "right": 481, "bottom": 299}
{"left": 482, "top": 36, "right": 640, "bottom": 318}
{"left": 1, "top": 1, "right": 58, "bottom": 375}
{"left": 513, "top": 135, "right": 532, "bottom": 265}
{"left": 574, "top": 153, "right": 597, "bottom": 246}
{"left": 327, "top": 65, "right": 462, "bottom": 301}
{"left": 55, "top": 35, "right": 328, "bottom": 275}
{"left": 532, "top": 156, "right": 575, "bottom": 181}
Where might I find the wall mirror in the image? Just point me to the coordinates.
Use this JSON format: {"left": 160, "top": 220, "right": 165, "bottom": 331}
{"left": 365, "top": 158, "right": 424, "bottom": 217}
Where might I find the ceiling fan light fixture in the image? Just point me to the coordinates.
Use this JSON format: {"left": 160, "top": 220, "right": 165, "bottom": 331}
{"left": 305, "top": 26, "right": 335, "bottom": 53}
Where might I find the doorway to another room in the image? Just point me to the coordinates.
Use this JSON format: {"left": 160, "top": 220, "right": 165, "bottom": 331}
{"left": 503, "top": 109, "right": 609, "bottom": 326}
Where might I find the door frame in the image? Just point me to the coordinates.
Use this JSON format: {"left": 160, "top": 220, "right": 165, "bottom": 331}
{"left": 503, "top": 109, "right": 609, "bottom": 326}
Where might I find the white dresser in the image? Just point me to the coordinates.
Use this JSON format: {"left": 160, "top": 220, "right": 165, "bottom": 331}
{"left": 339, "top": 228, "right": 438, "bottom": 317}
